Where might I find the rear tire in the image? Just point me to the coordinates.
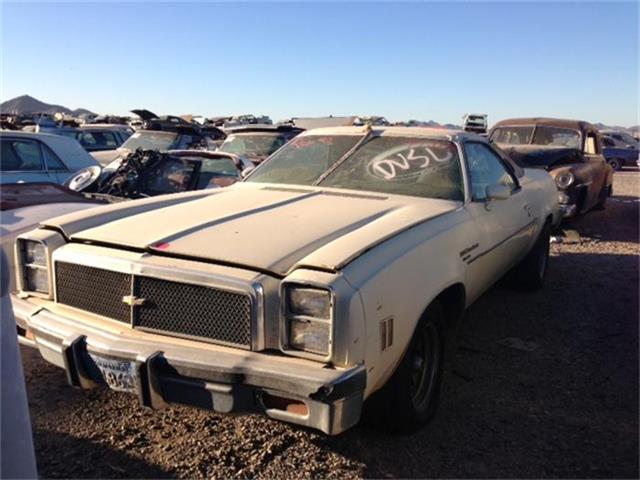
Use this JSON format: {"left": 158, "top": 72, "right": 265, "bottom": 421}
{"left": 363, "top": 302, "right": 445, "bottom": 434}
{"left": 510, "top": 222, "right": 550, "bottom": 291}
{"left": 608, "top": 158, "right": 622, "bottom": 171}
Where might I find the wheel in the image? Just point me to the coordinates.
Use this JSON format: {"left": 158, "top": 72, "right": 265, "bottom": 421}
{"left": 363, "top": 302, "right": 445, "bottom": 433}
{"left": 510, "top": 221, "right": 550, "bottom": 291}
{"left": 608, "top": 158, "right": 622, "bottom": 171}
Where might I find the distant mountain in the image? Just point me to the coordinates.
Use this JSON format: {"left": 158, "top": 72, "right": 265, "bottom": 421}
{"left": 0, "top": 95, "right": 95, "bottom": 116}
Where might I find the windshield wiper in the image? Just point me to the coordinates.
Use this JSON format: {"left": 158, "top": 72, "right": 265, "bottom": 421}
{"left": 312, "top": 125, "right": 377, "bottom": 186}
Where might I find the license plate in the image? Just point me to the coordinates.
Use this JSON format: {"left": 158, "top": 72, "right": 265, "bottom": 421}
{"left": 89, "top": 354, "right": 137, "bottom": 393}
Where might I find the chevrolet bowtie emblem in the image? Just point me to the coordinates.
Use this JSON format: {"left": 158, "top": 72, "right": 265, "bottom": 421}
{"left": 122, "top": 295, "right": 146, "bottom": 307}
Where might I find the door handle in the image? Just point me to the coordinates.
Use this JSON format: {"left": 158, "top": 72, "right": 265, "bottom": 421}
{"left": 523, "top": 203, "right": 533, "bottom": 217}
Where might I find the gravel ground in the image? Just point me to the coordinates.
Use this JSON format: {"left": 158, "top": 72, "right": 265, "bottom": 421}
{"left": 20, "top": 170, "right": 639, "bottom": 479}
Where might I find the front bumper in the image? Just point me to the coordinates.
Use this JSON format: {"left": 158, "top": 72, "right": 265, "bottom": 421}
{"left": 13, "top": 295, "right": 365, "bottom": 435}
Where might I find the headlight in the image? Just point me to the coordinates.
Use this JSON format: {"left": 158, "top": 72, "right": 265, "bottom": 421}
{"left": 288, "top": 287, "right": 331, "bottom": 318}
{"left": 289, "top": 319, "right": 330, "bottom": 354}
{"left": 285, "top": 286, "right": 332, "bottom": 356}
{"left": 20, "top": 240, "right": 49, "bottom": 294}
{"left": 555, "top": 171, "right": 574, "bottom": 189}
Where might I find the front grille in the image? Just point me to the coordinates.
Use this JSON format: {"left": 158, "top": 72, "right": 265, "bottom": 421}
{"left": 54, "top": 262, "right": 253, "bottom": 348}
{"left": 56, "top": 262, "right": 131, "bottom": 323}
{"left": 135, "top": 277, "right": 252, "bottom": 348}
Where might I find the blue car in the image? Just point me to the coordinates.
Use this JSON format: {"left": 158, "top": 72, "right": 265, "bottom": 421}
{"left": 602, "top": 136, "right": 639, "bottom": 170}
{"left": 1, "top": 131, "right": 100, "bottom": 184}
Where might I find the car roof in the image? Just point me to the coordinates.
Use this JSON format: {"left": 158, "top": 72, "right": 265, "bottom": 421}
{"left": 224, "top": 124, "right": 303, "bottom": 134}
{"left": 81, "top": 124, "right": 131, "bottom": 130}
{"left": 492, "top": 117, "right": 596, "bottom": 131}
{"left": 0, "top": 130, "right": 70, "bottom": 140}
{"left": 298, "top": 125, "right": 486, "bottom": 142}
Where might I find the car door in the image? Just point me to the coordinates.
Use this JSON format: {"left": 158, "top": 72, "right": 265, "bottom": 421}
{"left": 40, "top": 142, "right": 72, "bottom": 183}
{"left": 581, "top": 130, "right": 608, "bottom": 209}
{"left": 0, "top": 137, "right": 53, "bottom": 184}
{"left": 463, "top": 142, "right": 537, "bottom": 302}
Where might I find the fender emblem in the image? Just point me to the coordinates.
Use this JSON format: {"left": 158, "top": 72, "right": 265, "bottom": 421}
{"left": 122, "top": 295, "right": 146, "bottom": 307}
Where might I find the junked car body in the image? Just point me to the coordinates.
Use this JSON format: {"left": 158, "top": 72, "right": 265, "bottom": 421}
{"left": 13, "top": 126, "right": 559, "bottom": 435}
{"left": 35, "top": 124, "right": 133, "bottom": 153}
{"left": 490, "top": 118, "right": 613, "bottom": 218}
{"left": 462, "top": 113, "right": 488, "bottom": 134}
{"left": 91, "top": 129, "right": 213, "bottom": 166}
{"left": 67, "top": 149, "right": 252, "bottom": 198}
{"left": 0, "top": 131, "right": 100, "bottom": 185}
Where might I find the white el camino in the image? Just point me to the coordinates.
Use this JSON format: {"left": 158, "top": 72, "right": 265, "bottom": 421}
{"left": 13, "top": 126, "right": 560, "bottom": 434}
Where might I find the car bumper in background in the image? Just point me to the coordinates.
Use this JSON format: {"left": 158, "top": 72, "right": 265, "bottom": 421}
{"left": 13, "top": 295, "right": 365, "bottom": 435}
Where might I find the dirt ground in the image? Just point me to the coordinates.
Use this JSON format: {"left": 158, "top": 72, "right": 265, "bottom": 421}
{"left": 20, "top": 170, "right": 639, "bottom": 479}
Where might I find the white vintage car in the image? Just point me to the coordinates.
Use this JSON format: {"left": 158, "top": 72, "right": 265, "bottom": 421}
{"left": 12, "top": 127, "right": 560, "bottom": 434}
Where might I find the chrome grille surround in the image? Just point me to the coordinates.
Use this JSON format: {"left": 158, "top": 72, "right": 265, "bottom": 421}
{"left": 52, "top": 251, "right": 262, "bottom": 350}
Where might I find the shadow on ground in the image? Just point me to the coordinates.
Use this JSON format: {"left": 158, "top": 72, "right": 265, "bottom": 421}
{"left": 33, "top": 429, "right": 173, "bottom": 479}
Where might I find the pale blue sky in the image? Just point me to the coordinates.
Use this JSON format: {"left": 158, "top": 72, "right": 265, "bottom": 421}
{"left": 1, "top": 1, "right": 638, "bottom": 126}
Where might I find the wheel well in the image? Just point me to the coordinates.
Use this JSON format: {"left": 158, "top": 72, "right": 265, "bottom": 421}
{"left": 434, "top": 283, "right": 466, "bottom": 331}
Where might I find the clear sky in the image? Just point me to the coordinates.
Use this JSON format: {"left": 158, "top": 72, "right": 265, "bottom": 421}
{"left": 1, "top": 1, "right": 638, "bottom": 126}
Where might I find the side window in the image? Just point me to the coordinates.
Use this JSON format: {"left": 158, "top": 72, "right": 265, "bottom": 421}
{"left": 94, "top": 132, "right": 118, "bottom": 148}
{"left": 78, "top": 132, "right": 96, "bottom": 146}
{"left": 602, "top": 137, "right": 615, "bottom": 147}
{"left": 1, "top": 139, "right": 44, "bottom": 171}
{"left": 465, "top": 142, "right": 516, "bottom": 201}
{"left": 1, "top": 140, "right": 21, "bottom": 170}
{"left": 585, "top": 133, "right": 598, "bottom": 154}
{"left": 42, "top": 144, "right": 68, "bottom": 171}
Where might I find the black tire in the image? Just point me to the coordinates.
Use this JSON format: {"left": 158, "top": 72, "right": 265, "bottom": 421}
{"left": 510, "top": 221, "right": 550, "bottom": 291}
{"left": 363, "top": 302, "right": 445, "bottom": 434}
{"left": 608, "top": 158, "right": 622, "bottom": 171}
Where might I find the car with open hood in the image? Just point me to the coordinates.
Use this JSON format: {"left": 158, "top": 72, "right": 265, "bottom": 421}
{"left": 490, "top": 117, "right": 613, "bottom": 218}
{"left": 12, "top": 126, "right": 559, "bottom": 435}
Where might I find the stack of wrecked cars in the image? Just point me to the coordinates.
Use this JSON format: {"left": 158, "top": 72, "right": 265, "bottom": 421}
{"left": 13, "top": 126, "right": 560, "bottom": 434}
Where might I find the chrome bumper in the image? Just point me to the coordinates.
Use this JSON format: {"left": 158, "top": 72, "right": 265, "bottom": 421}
{"left": 13, "top": 295, "right": 365, "bottom": 435}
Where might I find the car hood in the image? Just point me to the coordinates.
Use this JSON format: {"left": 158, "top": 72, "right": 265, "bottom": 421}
{"left": 130, "top": 109, "right": 158, "bottom": 121}
{"left": 91, "top": 148, "right": 125, "bottom": 166}
{"left": 42, "top": 183, "right": 460, "bottom": 276}
{"left": 497, "top": 144, "right": 583, "bottom": 170}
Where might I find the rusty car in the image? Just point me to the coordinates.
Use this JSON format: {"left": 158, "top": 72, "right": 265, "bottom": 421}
{"left": 490, "top": 117, "right": 613, "bottom": 218}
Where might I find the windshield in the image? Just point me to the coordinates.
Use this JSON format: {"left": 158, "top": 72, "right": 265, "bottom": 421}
{"left": 121, "top": 131, "right": 179, "bottom": 151}
{"left": 492, "top": 126, "right": 580, "bottom": 148}
{"left": 219, "top": 133, "right": 286, "bottom": 159}
{"left": 247, "top": 135, "right": 464, "bottom": 201}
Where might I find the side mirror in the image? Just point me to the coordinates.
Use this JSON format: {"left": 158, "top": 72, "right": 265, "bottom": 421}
{"left": 485, "top": 184, "right": 511, "bottom": 201}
